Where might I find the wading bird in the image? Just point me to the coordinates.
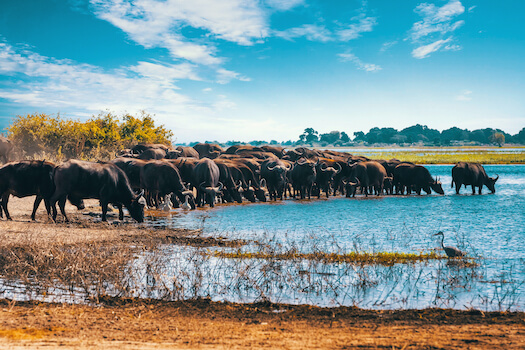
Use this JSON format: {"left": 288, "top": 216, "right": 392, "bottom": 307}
{"left": 434, "top": 231, "right": 464, "bottom": 258}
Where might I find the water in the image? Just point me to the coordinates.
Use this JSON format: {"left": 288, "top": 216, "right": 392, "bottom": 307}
{"left": 155, "top": 165, "right": 524, "bottom": 259}
{"left": 141, "top": 164, "right": 525, "bottom": 310}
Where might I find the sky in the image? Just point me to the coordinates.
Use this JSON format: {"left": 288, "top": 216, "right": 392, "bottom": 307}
{"left": 0, "top": 0, "right": 524, "bottom": 143}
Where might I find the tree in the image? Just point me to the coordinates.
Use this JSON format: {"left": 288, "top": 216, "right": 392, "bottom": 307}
{"left": 490, "top": 132, "right": 505, "bottom": 147}
{"left": 319, "top": 130, "right": 340, "bottom": 144}
{"left": 515, "top": 127, "right": 525, "bottom": 144}
{"left": 300, "top": 128, "right": 319, "bottom": 144}
{"left": 340, "top": 132, "right": 350, "bottom": 143}
{"left": 441, "top": 127, "right": 470, "bottom": 143}
{"left": 353, "top": 131, "right": 365, "bottom": 142}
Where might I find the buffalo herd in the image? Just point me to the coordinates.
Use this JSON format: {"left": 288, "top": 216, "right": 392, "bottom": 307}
{"left": 0, "top": 141, "right": 499, "bottom": 223}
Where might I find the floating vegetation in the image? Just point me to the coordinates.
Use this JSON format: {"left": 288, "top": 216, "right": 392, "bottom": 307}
{"left": 210, "top": 249, "right": 452, "bottom": 266}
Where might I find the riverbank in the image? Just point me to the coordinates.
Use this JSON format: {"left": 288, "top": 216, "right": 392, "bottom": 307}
{"left": 1, "top": 298, "right": 524, "bottom": 349}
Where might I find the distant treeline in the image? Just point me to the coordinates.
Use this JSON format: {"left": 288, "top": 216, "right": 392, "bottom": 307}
{"left": 191, "top": 124, "right": 525, "bottom": 147}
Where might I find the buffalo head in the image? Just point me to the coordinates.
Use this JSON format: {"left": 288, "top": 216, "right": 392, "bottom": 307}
{"left": 128, "top": 190, "right": 147, "bottom": 223}
{"left": 431, "top": 177, "right": 445, "bottom": 195}
{"left": 200, "top": 182, "right": 223, "bottom": 207}
{"left": 486, "top": 175, "right": 499, "bottom": 193}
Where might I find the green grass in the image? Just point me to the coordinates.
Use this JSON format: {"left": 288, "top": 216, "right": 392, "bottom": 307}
{"left": 210, "top": 249, "right": 451, "bottom": 266}
{"left": 370, "top": 151, "right": 525, "bottom": 164}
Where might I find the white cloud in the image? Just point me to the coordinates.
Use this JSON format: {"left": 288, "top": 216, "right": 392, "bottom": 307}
{"left": 337, "top": 13, "right": 377, "bottom": 41}
{"left": 89, "top": 0, "right": 270, "bottom": 65}
{"left": 409, "top": 0, "right": 465, "bottom": 58}
{"left": 411, "top": 38, "right": 451, "bottom": 59}
{"left": 337, "top": 51, "right": 382, "bottom": 72}
{"left": 274, "top": 24, "right": 332, "bottom": 42}
{"left": 0, "top": 42, "right": 212, "bottom": 118}
{"left": 456, "top": 90, "right": 472, "bottom": 101}
{"left": 380, "top": 40, "right": 398, "bottom": 52}
{"left": 216, "top": 68, "right": 251, "bottom": 84}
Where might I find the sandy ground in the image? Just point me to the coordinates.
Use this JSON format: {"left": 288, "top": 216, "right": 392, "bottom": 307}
{"left": 0, "top": 196, "right": 524, "bottom": 349}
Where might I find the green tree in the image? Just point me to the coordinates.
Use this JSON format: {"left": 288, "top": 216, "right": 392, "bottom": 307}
{"left": 340, "top": 132, "right": 350, "bottom": 143}
{"left": 353, "top": 131, "right": 365, "bottom": 142}
{"left": 319, "top": 130, "right": 340, "bottom": 144}
{"left": 300, "top": 128, "right": 318, "bottom": 144}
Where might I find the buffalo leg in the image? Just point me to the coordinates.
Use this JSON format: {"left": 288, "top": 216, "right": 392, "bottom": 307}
{"left": 100, "top": 201, "right": 109, "bottom": 221}
{"left": 31, "top": 195, "right": 44, "bottom": 221}
{"left": 455, "top": 182, "right": 461, "bottom": 194}
{"left": 1, "top": 194, "right": 11, "bottom": 220}
{"left": 114, "top": 204, "right": 124, "bottom": 220}
{"left": 471, "top": 185, "right": 476, "bottom": 195}
{"left": 57, "top": 197, "right": 69, "bottom": 222}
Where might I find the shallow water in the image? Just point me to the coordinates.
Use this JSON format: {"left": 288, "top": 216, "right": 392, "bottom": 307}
{"left": 142, "top": 165, "right": 525, "bottom": 310}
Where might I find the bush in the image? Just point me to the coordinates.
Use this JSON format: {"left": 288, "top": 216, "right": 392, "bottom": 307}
{"left": 8, "top": 112, "right": 173, "bottom": 161}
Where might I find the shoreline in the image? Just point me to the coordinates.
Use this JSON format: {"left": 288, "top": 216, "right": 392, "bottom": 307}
{"left": 1, "top": 297, "right": 524, "bottom": 349}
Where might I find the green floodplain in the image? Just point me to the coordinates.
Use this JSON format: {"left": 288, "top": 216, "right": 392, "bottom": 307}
{"left": 323, "top": 146, "right": 525, "bottom": 164}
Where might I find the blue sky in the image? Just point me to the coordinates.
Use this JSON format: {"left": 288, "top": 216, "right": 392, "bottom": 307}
{"left": 0, "top": 0, "right": 523, "bottom": 143}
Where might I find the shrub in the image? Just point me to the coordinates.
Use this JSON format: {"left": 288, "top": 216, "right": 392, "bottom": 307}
{"left": 7, "top": 111, "right": 173, "bottom": 161}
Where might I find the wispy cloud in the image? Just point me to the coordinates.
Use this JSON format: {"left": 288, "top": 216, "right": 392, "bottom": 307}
{"left": 89, "top": 0, "right": 270, "bottom": 65}
{"left": 216, "top": 68, "right": 251, "bottom": 84}
{"left": 380, "top": 40, "right": 398, "bottom": 52}
{"left": 411, "top": 38, "right": 451, "bottom": 59}
{"left": 337, "top": 51, "right": 381, "bottom": 72}
{"left": 0, "top": 42, "right": 214, "bottom": 118}
{"left": 274, "top": 24, "right": 332, "bottom": 42}
{"left": 337, "top": 13, "right": 377, "bottom": 41}
{"left": 456, "top": 89, "right": 472, "bottom": 101}
{"left": 409, "top": 0, "right": 465, "bottom": 58}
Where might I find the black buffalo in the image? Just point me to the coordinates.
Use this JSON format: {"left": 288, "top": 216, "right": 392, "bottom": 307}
{"left": 176, "top": 146, "right": 200, "bottom": 159}
{"left": 315, "top": 158, "right": 341, "bottom": 198}
{"left": 193, "top": 143, "right": 223, "bottom": 159}
{"left": 451, "top": 162, "right": 499, "bottom": 194}
{"left": 393, "top": 163, "right": 444, "bottom": 195}
{"left": 110, "top": 157, "right": 148, "bottom": 191}
{"left": 0, "top": 160, "right": 84, "bottom": 221}
{"left": 214, "top": 159, "right": 243, "bottom": 203}
{"left": 139, "top": 160, "right": 195, "bottom": 209}
{"left": 193, "top": 158, "right": 223, "bottom": 207}
{"left": 260, "top": 158, "right": 290, "bottom": 200}
{"left": 345, "top": 161, "right": 387, "bottom": 197}
{"left": 290, "top": 158, "right": 317, "bottom": 199}
{"left": 51, "top": 159, "right": 146, "bottom": 222}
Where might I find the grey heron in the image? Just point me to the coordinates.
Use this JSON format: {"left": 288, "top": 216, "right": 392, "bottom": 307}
{"left": 434, "top": 231, "right": 464, "bottom": 258}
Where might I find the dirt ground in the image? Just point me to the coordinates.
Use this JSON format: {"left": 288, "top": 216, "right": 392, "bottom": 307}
{"left": 0, "top": 196, "right": 524, "bottom": 349}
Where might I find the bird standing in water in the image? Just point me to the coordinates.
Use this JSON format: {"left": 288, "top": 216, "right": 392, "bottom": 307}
{"left": 434, "top": 231, "right": 464, "bottom": 258}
